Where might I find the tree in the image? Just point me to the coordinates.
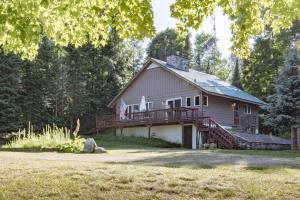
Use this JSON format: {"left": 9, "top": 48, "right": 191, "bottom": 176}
{"left": 0, "top": 0, "right": 299, "bottom": 59}
{"left": 171, "top": 0, "right": 300, "bottom": 57}
{"left": 0, "top": 52, "right": 23, "bottom": 132}
{"left": 231, "top": 58, "right": 243, "bottom": 89}
{"left": 242, "top": 21, "right": 300, "bottom": 100}
{"left": 19, "top": 40, "right": 62, "bottom": 129}
{"left": 192, "top": 32, "right": 228, "bottom": 78}
{"left": 147, "top": 28, "right": 191, "bottom": 61}
{"left": 263, "top": 42, "right": 300, "bottom": 135}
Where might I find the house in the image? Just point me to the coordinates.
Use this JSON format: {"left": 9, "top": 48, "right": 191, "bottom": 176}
{"left": 96, "top": 55, "right": 290, "bottom": 150}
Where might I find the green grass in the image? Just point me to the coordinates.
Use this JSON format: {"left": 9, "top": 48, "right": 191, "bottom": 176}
{"left": 215, "top": 149, "right": 300, "bottom": 158}
{"left": 92, "top": 133, "right": 180, "bottom": 149}
{"left": 0, "top": 150, "right": 300, "bottom": 200}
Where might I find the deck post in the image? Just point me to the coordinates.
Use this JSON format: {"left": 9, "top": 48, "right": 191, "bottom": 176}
{"left": 147, "top": 124, "right": 152, "bottom": 139}
{"left": 181, "top": 122, "right": 184, "bottom": 148}
{"left": 120, "top": 127, "right": 123, "bottom": 136}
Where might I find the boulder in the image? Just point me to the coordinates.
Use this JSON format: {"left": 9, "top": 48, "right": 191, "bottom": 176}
{"left": 83, "top": 138, "right": 98, "bottom": 153}
{"left": 95, "top": 146, "right": 107, "bottom": 153}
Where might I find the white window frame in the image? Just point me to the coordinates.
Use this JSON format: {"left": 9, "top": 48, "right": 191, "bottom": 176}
{"left": 202, "top": 95, "right": 208, "bottom": 107}
{"left": 194, "top": 95, "right": 200, "bottom": 106}
{"left": 244, "top": 104, "right": 252, "bottom": 114}
{"left": 146, "top": 102, "right": 153, "bottom": 111}
{"left": 166, "top": 97, "right": 182, "bottom": 107}
{"left": 186, "top": 97, "right": 191, "bottom": 107}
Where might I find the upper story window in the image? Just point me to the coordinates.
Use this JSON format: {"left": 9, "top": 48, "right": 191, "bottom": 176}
{"left": 203, "top": 95, "right": 208, "bottom": 106}
{"left": 186, "top": 97, "right": 191, "bottom": 107}
{"left": 146, "top": 102, "right": 153, "bottom": 111}
{"left": 194, "top": 95, "right": 200, "bottom": 106}
{"left": 133, "top": 104, "right": 140, "bottom": 113}
{"left": 244, "top": 104, "right": 251, "bottom": 114}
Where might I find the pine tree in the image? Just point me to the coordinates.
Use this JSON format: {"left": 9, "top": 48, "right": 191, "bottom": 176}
{"left": 147, "top": 28, "right": 192, "bottom": 61}
{"left": 0, "top": 52, "right": 23, "bottom": 132}
{"left": 192, "top": 32, "right": 228, "bottom": 78}
{"left": 231, "top": 58, "right": 243, "bottom": 89}
{"left": 263, "top": 41, "right": 300, "bottom": 135}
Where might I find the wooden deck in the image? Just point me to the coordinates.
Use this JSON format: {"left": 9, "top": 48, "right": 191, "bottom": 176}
{"left": 95, "top": 107, "right": 239, "bottom": 149}
{"left": 96, "top": 107, "right": 204, "bottom": 129}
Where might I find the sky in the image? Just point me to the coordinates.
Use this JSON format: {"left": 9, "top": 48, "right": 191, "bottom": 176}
{"left": 144, "top": 0, "right": 232, "bottom": 58}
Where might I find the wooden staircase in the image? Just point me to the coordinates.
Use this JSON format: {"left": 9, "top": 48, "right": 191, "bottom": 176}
{"left": 195, "top": 117, "right": 239, "bottom": 149}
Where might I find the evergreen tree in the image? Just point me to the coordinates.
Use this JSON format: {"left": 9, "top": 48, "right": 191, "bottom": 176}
{"left": 242, "top": 21, "right": 300, "bottom": 100}
{"left": 19, "top": 40, "right": 59, "bottom": 129}
{"left": 263, "top": 42, "right": 300, "bottom": 135}
{"left": 0, "top": 52, "right": 23, "bottom": 132}
{"left": 147, "top": 28, "right": 192, "bottom": 60}
{"left": 231, "top": 58, "right": 243, "bottom": 89}
{"left": 192, "top": 32, "right": 228, "bottom": 78}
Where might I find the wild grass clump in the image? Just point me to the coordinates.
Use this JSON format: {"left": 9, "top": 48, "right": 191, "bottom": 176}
{"left": 3, "top": 123, "right": 85, "bottom": 153}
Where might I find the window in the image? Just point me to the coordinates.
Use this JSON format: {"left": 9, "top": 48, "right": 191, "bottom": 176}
{"left": 133, "top": 104, "right": 140, "bottom": 113}
{"left": 146, "top": 102, "right": 153, "bottom": 111}
{"left": 167, "top": 98, "right": 182, "bottom": 108}
{"left": 194, "top": 95, "right": 200, "bottom": 106}
{"left": 244, "top": 104, "right": 251, "bottom": 114}
{"left": 186, "top": 97, "right": 191, "bottom": 107}
{"left": 203, "top": 95, "right": 208, "bottom": 106}
{"left": 127, "top": 105, "right": 132, "bottom": 114}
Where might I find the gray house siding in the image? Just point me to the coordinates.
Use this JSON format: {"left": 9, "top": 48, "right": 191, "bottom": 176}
{"left": 202, "top": 94, "right": 234, "bottom": 127}
{"left": 114, "top": 62, "right": 260, "bottom": 130}
{"left": 116, "top": 63, "right": 200, "bottom": 114}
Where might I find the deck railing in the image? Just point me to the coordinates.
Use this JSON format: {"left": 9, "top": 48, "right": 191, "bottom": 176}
{"left": 96, "top": 107, "right": 204, "bottom": 129}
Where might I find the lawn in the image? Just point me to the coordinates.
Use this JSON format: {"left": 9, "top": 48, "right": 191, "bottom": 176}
{"left": 1, "top": 148, "right": 300, "bottom": 199}
{"left": 1, "top": 134, "right": 300, "bottom": 199}
{"left": 215, "top": 149, "right": 300, "bottom": 158}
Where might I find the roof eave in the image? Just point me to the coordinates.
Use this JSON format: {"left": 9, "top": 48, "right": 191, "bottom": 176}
{"left": 107, "top": 58, "right": 153, "bottom": 108}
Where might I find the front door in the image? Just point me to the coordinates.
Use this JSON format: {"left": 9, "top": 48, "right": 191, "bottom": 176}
{"left": 183, "top": 125, "right": 193, "bottom": 148}
{"left": 167, "top": 98, "right": 182, "bottom": 120}
{"left": 233, "top": 103, "right": 239, "bottom": 125}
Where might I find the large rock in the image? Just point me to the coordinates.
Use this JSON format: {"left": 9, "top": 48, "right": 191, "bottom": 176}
{"left": 83, "top": 138, "right": 98, "bottom": 153}
{"left": 95, "top": 146, "right": 107, "bottom": 153}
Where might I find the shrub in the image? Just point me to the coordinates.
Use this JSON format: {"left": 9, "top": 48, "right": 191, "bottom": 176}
{"left": 3, "top": 124, "right": 85, "bottom": 153}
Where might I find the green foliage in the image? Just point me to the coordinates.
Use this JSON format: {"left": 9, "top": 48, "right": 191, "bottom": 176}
{"left": 0, "top": 0, "right": 154, "bottom": 60}
{"left": 4, "top": 124, "right": 85, "bottom": 153}
{"left": 0, "top": 33, "right": 139, "bottom": 132}
{"left": 171, "top": 0, "right": 300, "bottom": 57}
{"left": 0, "top": 52, "right": 23, "bottom": 132}
{"left": 263, "top": 42, "right": 300, "bottom": 135}
{"left": 231, "top": 58, "right": 243, "bottom": 89}
{"left": 192, "top": 32, "right": 229, "bottom": 79}
{"left": 242, "top": 21, "right": 300, "bottom": 100}
{"left": 0, "top": 0, "right": 299, "bottom": 59}
{"left": 94, "top": 133, "right": 180, "bottom": 149}
{"left": 147, "top": 28, "right": 192, "bottom": 61}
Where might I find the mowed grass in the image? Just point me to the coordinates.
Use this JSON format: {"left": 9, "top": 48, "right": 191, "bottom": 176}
{"left": 215, "top": 149, "right": 300, "bottom": 158}
{"left": 1, "top": 150, "right": 300, "bottom": 200}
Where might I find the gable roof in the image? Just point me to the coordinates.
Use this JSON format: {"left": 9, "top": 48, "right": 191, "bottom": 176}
{"left": 108, "top": 58, "right": 266, "bottom": 107}
{"left": 153, "top": 58, "right": 266, "bottom": 105}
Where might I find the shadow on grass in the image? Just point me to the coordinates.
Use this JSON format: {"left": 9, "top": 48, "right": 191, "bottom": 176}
{"left": 161, "top": 163, "right": 217, "bottom": 169}
{"left": 244, "top": 165, "right": 300, "bottom": 173}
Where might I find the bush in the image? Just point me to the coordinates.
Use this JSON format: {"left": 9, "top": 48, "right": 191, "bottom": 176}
{"left": 3, "top": 124, "right": 85, "bottom": 153}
